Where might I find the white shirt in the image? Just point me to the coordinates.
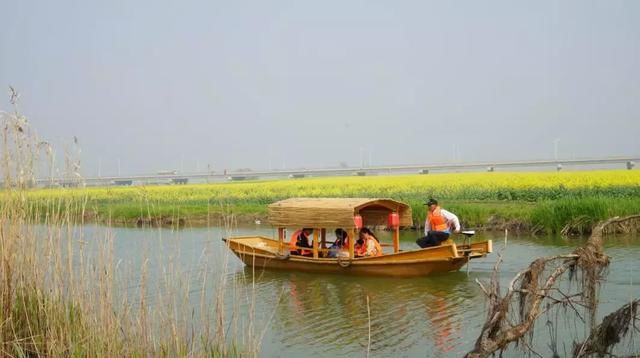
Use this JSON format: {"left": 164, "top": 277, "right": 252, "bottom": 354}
{"left": 424, "top": 208, "right": 460, "bottom": 236}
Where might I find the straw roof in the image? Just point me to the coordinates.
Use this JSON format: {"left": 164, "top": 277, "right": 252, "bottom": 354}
{"left": 268, "top": 198, "right": 413, "bottom": 228}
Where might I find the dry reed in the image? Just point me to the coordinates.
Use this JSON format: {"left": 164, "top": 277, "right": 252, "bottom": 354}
{"left": 1, "top": 88, "right": 266, "bottom": 356}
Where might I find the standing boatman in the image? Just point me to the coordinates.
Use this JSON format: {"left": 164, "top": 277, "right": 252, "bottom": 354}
{"left": 416, "top": 198, "right": 461, "bottom": 248}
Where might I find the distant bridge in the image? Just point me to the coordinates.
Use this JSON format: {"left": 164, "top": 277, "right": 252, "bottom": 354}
{"left": 36, "top": 156, "right": 638, "bottom": 188}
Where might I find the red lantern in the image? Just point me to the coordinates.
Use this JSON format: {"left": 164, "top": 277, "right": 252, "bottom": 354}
{"left": 388, "top": 212, "right": 400, "bottom": 228}
{"left": 353, "top": 215, "right": 363, "bottom": 229}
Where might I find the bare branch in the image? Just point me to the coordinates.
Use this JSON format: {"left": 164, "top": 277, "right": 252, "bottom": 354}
{"left": 466, "top": 215, "right": 640, "bottom": 357}
{"left": 573, "top": 299, "right": 640, "bottom": 357}
{"left": 475, "top": 278, "right": 489, "bottom": 297}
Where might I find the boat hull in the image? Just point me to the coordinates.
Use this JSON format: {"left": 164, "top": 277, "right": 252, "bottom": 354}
{"left": 223, "top": 236, "right": 491, "bottom": 277}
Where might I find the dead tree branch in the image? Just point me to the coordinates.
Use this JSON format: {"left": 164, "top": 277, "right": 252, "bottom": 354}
{"left": 466, "top": 214, "right": 640, "bottom": 358}
{"left": 572, "top": 299, "right": 640, "bottom": 357}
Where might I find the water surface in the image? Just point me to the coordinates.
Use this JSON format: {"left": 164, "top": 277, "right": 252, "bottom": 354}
{"left": 73, "top": 224, "right": 639, "bottom": 357}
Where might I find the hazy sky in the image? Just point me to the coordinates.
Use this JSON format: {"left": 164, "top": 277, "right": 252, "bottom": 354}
{"left": 1, "top": 0, "right": 639, "bottom": 176}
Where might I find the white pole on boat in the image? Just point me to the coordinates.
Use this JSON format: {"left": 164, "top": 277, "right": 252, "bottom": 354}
{"left": 465, "top": 231, "right": 470, "bottom": 276}
{"left": 504, "top": 228, "right": 508, "bottom": 247}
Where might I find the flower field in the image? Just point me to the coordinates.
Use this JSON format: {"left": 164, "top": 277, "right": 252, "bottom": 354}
{"left": 24, "top": 170, "right": 640, "bottom": 233}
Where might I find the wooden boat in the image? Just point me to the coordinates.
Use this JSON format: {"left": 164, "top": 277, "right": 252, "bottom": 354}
{"left": 223, "top": 198, "right": 492, "bottom": 277}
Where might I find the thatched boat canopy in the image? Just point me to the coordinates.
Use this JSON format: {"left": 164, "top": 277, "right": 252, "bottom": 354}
{"left": 268, "top": 198, "right": 413, "bottom": 229}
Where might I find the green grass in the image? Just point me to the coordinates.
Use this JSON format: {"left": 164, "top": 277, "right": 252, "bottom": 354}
{"left": 21, "top": 170, "right": 640, "bottom": 233}
{"left": 530, "top": 196, "right": 640, "bottom": 234}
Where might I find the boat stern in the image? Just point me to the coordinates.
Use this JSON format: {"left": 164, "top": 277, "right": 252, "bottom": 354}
{"left": 456, "top": 239, "right": 493, "bottom": 259}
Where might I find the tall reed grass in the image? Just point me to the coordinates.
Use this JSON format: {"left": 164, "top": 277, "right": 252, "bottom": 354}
{"left": 530, "top": 196, "right": 640, "bottom": 235}
{"left": 1, "top": 91, "right": 266, "bottom": 356}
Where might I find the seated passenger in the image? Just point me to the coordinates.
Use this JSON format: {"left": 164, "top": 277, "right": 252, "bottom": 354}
{"left": 355, "top": 227, "right": 383, "bottom": 257}
{"left": 289, "top": 228, "right": 313, "bottom": 256}
{"left": 328, "top": 228, "right": 349, "bottom": 258}
{"left": 416, "top": 198, "right": 461, "bottom": 248}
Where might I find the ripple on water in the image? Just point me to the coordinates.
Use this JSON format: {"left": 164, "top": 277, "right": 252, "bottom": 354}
{"left": 101, "top": 226, "right": 639, "bottom": 357}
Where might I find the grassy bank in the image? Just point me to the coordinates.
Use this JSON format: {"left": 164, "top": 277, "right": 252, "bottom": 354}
{"left": 24, "top": 170, "right": 640, "bottom": 234}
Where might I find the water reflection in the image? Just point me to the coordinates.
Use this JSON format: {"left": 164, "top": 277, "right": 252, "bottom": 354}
{"left": 232, "top": 268, "right": 481, "bottom": 356}
{"left": 54, "top": 224, "right": 639, "bottom": 357}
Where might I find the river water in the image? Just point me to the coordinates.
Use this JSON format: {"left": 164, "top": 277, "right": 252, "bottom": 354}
{"left": 71, "top": 224, "right": 639, "bottom": 357}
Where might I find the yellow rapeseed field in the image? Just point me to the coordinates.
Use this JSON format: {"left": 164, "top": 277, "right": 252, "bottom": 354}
{"left": 17, "top": 169, "right": 640, "bottom": 231}
{"left": 26, "top": 169, "right": 640, "bottom": 204}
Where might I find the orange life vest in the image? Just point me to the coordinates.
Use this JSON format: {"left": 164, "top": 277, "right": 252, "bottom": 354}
{"left": 289, "top": 229, "right": 312, "bottom": 255}
{"left": 428, "top": 207, "right": 450, "bottom": 232}
{"left": 355, "top": 240, "right": 365, "bottom": 256}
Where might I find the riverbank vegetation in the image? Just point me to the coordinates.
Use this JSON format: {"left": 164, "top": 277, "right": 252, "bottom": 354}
{"left": 3, "top": 88, "right": 638, "bottom": 356}
{"left": 25, "top": 170, "right": 640, "bottom": 234}
{"left": 2, "top": 190, "right": 263, "bottom": 356}
{"left": 1, "top": 93, "right": 264, "bottom": 356}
